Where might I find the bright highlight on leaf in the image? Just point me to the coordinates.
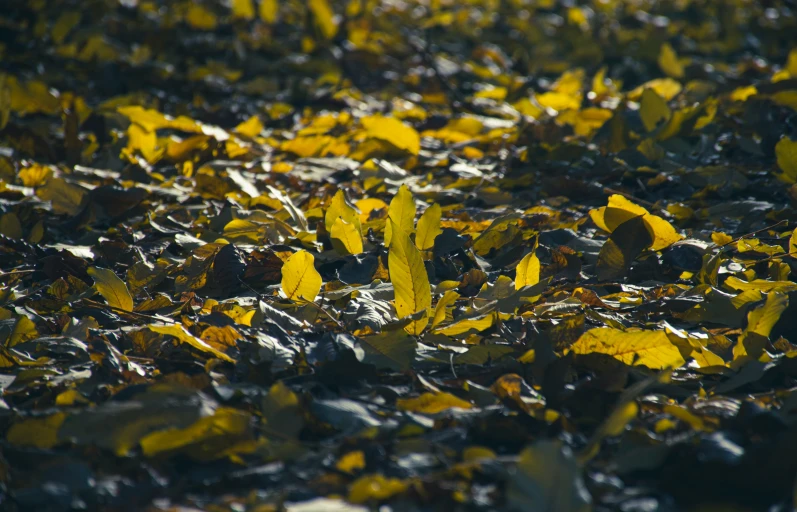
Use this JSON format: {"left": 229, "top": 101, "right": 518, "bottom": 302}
{"left": 330, "top": 218, "right": 363, "bottom": 255}
{"left": 388, "top": 225, "right": 431, "bottom": 335}
{"left": 775, "top": 137, "right": 797, "bottom": 183}
{"left": 396, "top": 392, "right": 472, "bottom": 414}
{"left": 658, "top": 43, "right": 685, "bottom": 79}
{"left": 415, "top": 203, "right": 442, "bottom": 250}
{"left": 88, "top": 266, "right": 134, "bottom": 312}
{"left": 384, "top": 184, "right": 416, "bottom": 248}
{"left": 148, "top": 323, "right": 236, "bottom": 363}
{"left": 589, "top": 194, "right": 682, "bottom": 251}
{"left": 281, "top": 250, "right": 322, "bottom": 302}
{"left": 569, "top": 327, "right": 685, "bottom": 370}
{"left": 361, "top": 115, "right": 421, "bottom": 155}
{"left": 515, "top": 244, "right": 540, "bottom": 290}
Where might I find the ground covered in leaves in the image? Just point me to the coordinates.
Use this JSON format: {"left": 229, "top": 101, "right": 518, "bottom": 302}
{"left": 3, "top": 0, "right": 797, "bottom": 510}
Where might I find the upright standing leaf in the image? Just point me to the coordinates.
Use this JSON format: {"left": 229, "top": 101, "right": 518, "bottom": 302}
{"left": 259, "top": 0, "right": 278, "bottom": 23}
{"left": 281, "top": 250, "right": 322, "bottom": 302}
{"left": 325, "top": 189, "right": 362, "bottom": 235}
{"left": 639, "top": 88, "right": 670, "bottom": 132}
{"left": 432, "top": 290, "right": 459, "bottom": 328}
{"left": 515, "top": 245, "right": 540, "bottom": 290}
{"left": 415, "top": 203, "right": 442, "bottom": 250}
{"left": 776, "top": 137, "right": 797, "bottom": 183}
{"left": 308, "top": 0, "right": 337, "bottom": 40}
{"left": 658, "top": 42, "right": 685, "bottom": 78}
{"left": 384, "top": 184, "right": 416, "bottom": 248}
{"left": 331, "top": 218, "right": 363, "bottom": 255}
{"left": 88, "top": 266, "right": 134, "bottom": 312}
{"left": 389, "top": 225, "right": 431, "bottom": 335}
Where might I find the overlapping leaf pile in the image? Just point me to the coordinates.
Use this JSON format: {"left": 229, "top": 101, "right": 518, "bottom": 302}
{"left": 3, "top": 0, "right": 797, "bottom": 510}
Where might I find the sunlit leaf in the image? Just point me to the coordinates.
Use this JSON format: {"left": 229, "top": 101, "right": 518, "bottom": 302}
{"left": 361, "top": 115, "right": 420, "bottom": 156}
{"left": 396, "top": 392, "right": 472, "bottom": 414}
{"left": 570, "top": 327, "right": 686, "bottom": 369}
{"left": 331, "top": 218, "right": 364, "bottom": 255}
{"left": 388, "top": 226, "right": 431, "bottom": 335}
{"left": 415, "top": 203, "right": 442, "bottom": 250}
{"left": 88, "top": 266, "right": 134, "bottom": 312}
{"left": 658, "top": 43, "right": 685, "bottom": 79}
{"left": 515, "top": 248, "right": 540, "bottom": 290}
{"left": 383, "top": 184, "right": 416, "bottom": 248}
{"left": 776, "top": 137, "right": 797, "bottom": 183}
{"left": 281, "top": 250, "right": 323, "bottom": 302}
{"left": 148, "top": 323, "right": 236, "bottom": 363}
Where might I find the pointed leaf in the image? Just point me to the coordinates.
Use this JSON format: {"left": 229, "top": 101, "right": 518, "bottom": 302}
{"left": 388, "top": 225, "right": 431, "bottom": 335}
{"left": 415, "top": 203, "right": 442, "bottom": 250}
{"left": 88, "top": 266, "right": 134, "bottom": 312}
{"left": 384, "top": 184, "right": 416, "bottom": 248}
{"left": 331, "top": 218, "right": 364, "bottom": 255}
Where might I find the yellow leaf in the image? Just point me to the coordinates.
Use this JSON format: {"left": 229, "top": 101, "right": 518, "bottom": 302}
{"left": 349, "top": 475, "right": 407, "bottom": 504}
{"left": 185, "top": 4, "right": 218, "bottom": 30}
{"left": 776, "top": 138, "right": 797, "bottom": 183}
{"left": 235, "top": 115, "right": 263, "bottom": 138}
{"left": 325, "top": 189, "right": 362, "bottom": 235}
{"left": 388, "top": 226, "right": 431, "bottom": 335}
{"left": 434, "top": 313, "right": 495, "bottom": 336}
{"left": 330, "top": 218, "right": 363, "bottom": 255}
{"left": 787, "top": 48, "right": 797, "bottom": 76}
{"left": 790, "top": 228, "right": 797, "bottom": 258}
{"left": 231, "top": 0, "right": 255, "bottom": 20}
{"left": 432, "top": 290, "right": 459, "bottom": 328}
{"left": 569, "top": 328, "right": 686, "bottom": 369}
{"left": 589, "top": 194, "right": 681, "bottom": 251}
{"left": 415, "top": 203, "right": 442, "bottom": 250}
{"left": 730, "top": 85, "right": 757, "bottom": 102}
{"left": 515, "top": 250, "right": 540, "bottom": 290}
{"left": 724, "top": 276, "right": 797, "bottom": 293}
{"left": 8, "top": 315, "right": 38, "bottom": 348}
{"left": 361, "top": 115, "right": 420, "bottom": 155}
{"left": 601, "top": 401, "right": 639, "bottom": 437}
{"left": 384, "top": 184, "right": 415, "bottom": 248}
{"left": 658, "top": 43, "right": 685, "bottom": 79}
{"left": 628, "top": 78, "right": 682, "bottom": 101}
{"left": 148, "top": 323, "right": 237, "bottom": 363}
{"left": 535, "top": 91, "right": 581, "bottom": 111}
{"left": 309, "top": 0, "right": 338, "bottom": 40}
{"left": 337, "top": 450, "right": 366, "bottom": 474}
{"left": 18, "top": 163, "right": 52, "bottom": 187}
{"left": 88, "top": 266, "right": 134, "bottom": 312}
{"left": 140, "top": 407, "right": 252, "bottom": 459}
{"left": 733, "top": 292, "right": 788, "bottom": 363}
{"left": 259, "top": 0, "right": 279, "bottom": 23}
{"left": 200, "top": 325, "right": 242, "bottom": 353}
{"left": 396, "top": 392, "right": 472, "bottom": 414}
{"left": 356, "top": 197, "right": 388, "bottom": 224}
{"left": 6, "top": 413, "right": 67, "bottom": 449}
{"left": 639, "top": 88, "right": 671, "bottom": 132}
{"left": 281, "top": 250, "right": 322, "bottom": 302}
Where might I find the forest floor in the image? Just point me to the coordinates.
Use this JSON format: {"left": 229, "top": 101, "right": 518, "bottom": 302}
{"left": 2, "top": 1, "right": 797, "bottom": 511}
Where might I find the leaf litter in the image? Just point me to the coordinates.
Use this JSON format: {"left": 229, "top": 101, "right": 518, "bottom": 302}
{"left": 2, "top": 0, "right": 797, "bottom": 511}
